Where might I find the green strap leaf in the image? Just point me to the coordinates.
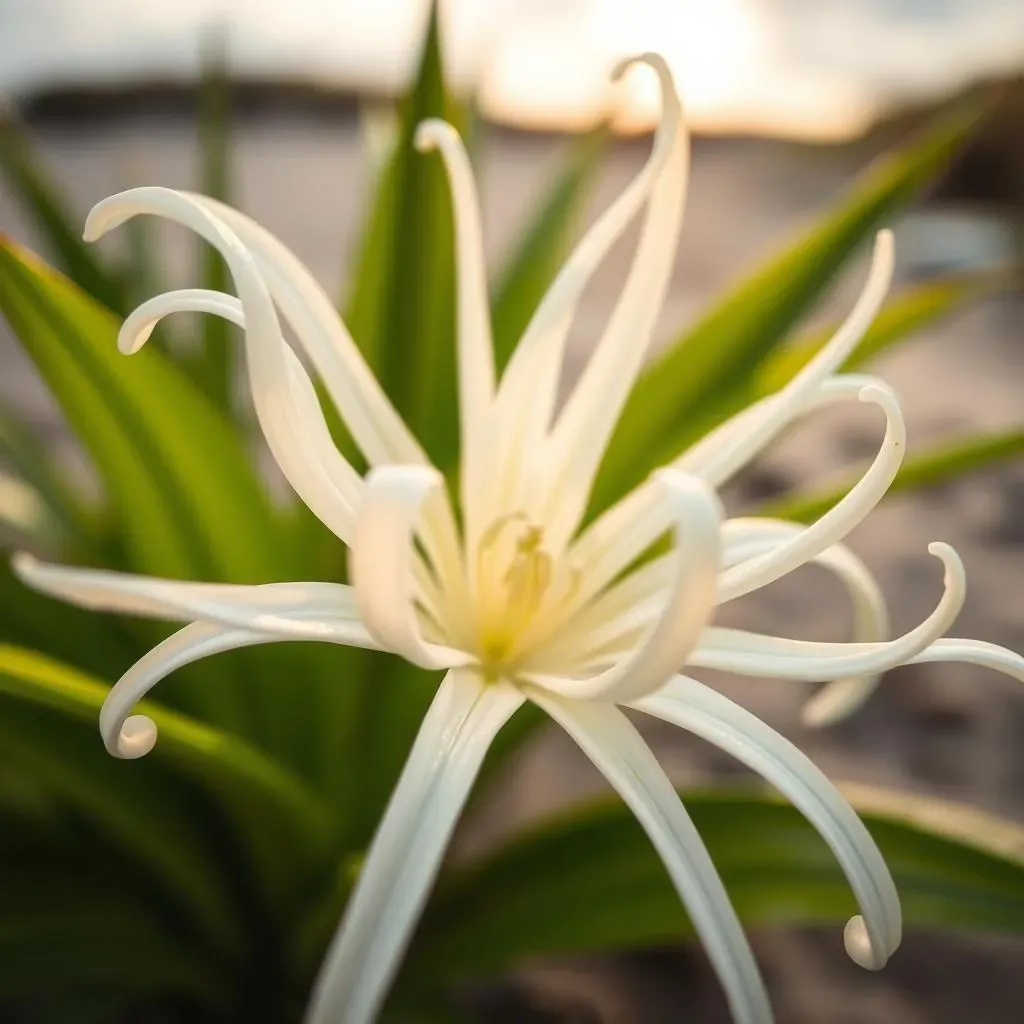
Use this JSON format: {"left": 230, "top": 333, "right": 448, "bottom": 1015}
{"left": 0, "top": 237, "right": 289, "bottom": 584}
{"left": 590, "top": 102, "right": 987, "bottom": 513}
{"left": 0, "top": 645, "right": 334, "bottom": 918}
{"left": 0, "top": 407, "right": 97, "bottom": 549}
{"left": 415, "top": 786, "right": 1024, "bottom": 977}
{"left": 342, "top": 0, "right": 467, "bottom": 470}
{"left": 754, "top": 269, "right": 1008, "bottom": 397}
{"left": 0, "top": 104, "right": 128, "bottom": 314}
{"left": 762, "top": 428, "right": 1024, "bottom": 523}
{"left": 490, "top": 126, "right": 607, "bottom": 373}
{"left": 197, "top": 26, "right": 237, "bottom": 409}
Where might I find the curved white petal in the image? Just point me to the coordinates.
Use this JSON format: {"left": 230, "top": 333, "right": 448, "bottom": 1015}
{"left": 12, "top": 552, "right": 380, "bottom": 642}
{"left": 529, "top": 692, "right": 772, "bottom": 1023}
{"left": 89, "top": 188, "right": 423, "bottom": 469}
{"left": 539, "top": 55, "right": 689, "bottom": 549}
{"left": 414, "top": 119, "right": 495, "bottom": 544}
{"left": 352, "top": 465, "right": 475, "bottom": 670}
{"left": 526, "top": 471, "right": 720, "bottom": 701}
{"left": 485, "top": 53, "right": 686, "bottom": 531}
{"left": 86, "top": 191, "right": 365, "bottom": 546}
{"left": 691, "top": 542, "right": 964, "bottom": 680}
{"left": 717, "top": 382, "right": 905, "bottom": 603}
{"left": 566, "top": 374, "right": 887, "bottom": 620}
{"left": 677, "top": 230, "right": 894, "bottom": 489}
{"left": 906, "top": 637, "right": 1024, "bottom": 681}
{"left": 305, "top": 670, "right": 523, "bottom": 1024}
{"left": 635, "top": 675, "right": 901, "bottom": 970}
{"left": 722, "top": 519, "right": 890, "bottom": 727}
{"left": 187, "top": 198, "right": 469, "bottom": 619}
{"left": 543, "top": 520, "right": 890, "bottom": 690}
{"left": 119, "top": 287, "right": 362, "bottom": 540}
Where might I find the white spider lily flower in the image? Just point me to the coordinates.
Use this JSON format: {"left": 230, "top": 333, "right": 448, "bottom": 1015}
{"left": 13, "top": 51, "right": 1024, "bottom": 1024}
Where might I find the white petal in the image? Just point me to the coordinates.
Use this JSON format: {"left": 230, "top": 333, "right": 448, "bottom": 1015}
{"left": 538, "top": 55, "right": 689, "bottom": 548}
{"left": 87, "top": 191, "right": 368, "bottom": 549}
{"left": 12, "top": 552, "right": 381, "bottom": 642}
{"left": 88, "top": 188, "right": 423, "bottom": 469}
{"left": 675, "top": 231, "right": 894, "bottom": 489}
{"left": 352, "top": 466, "right": 475, "bottom": 670}
{"left": 906, "top": 637, "right": 1024, "bottom": 681}
{"left": 305, "top": 670, "right": 523, "bottom": 1024}
{"left": 484, "top": 54, "right": 686, "bottom": 533}
{"left": 717, "top": 382, "right": 905, "bottom": 603}
{"left": 690, "top": 542, "right": 964, "bottom": 680}
{"left": 414, "top": 120, "right": 495, "bottom": 542}
{"left": 101, "top": 622, "right": 270, "bottom": 758}
{"left": 528, "top": 692, "right": 772, "bottom": 1023}
{"left": 527, "top": 471, "right": 720, "bottom": 701}
{"left": 635, "top": 675, "right": 901, "bottom": 970}
{"left": 119, "top": 287, "right": 362, "bottom": 541}
{"left": 570, "top": 373, "right": 887, "bottom": 607}
{"left": 722, "top": 519, "right": 890, "bottom": 727}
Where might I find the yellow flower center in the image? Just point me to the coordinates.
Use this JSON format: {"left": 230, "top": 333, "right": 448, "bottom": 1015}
{"left": 475, "top": 514, "right": 556, "bottom": 674}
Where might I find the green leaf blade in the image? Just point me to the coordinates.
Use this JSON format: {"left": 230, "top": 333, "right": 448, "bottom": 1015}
{"left": 591, "top": 102, "right": 988, "bottom": 512}
{"left": 417, "top": 786, "right": 1024, "bottom": 978}
{"left": 764, "top": 428, "right": 1024, "bottom": 523}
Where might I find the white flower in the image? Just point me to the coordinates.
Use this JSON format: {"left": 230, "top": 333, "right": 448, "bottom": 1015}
{"left": 14, "top": 52, "right": 1024, "bottom": 1024}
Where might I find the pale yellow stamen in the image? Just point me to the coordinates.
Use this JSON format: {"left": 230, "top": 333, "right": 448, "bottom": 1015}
{"left": 476, "top": 515, "right": 555, "bottom": 672}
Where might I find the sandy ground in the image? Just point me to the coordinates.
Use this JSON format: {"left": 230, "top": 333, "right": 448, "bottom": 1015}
{"left": 1, "top": 117, "right": 1022, "bottom": 1022}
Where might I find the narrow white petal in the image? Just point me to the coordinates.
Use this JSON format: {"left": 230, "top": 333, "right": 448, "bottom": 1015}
{"left": 571, "top": 373, "right": 887, "bottom": 608}
{"left": 182, "top": 196, "right": 468, "bottom": 608}
{"left": 722, "top": 519, "right": 890, "bottom": 727}
{"left": 529, "top": 692, "right": 772, "bottom": 1023}
{"left": 484, "top": 54, "right": 686, "bottom": 532}
{"left": 691, "top": 542, "right": 964, "bottom": 680}
{"left": 906, "top": 637, "right": 1024, "bottom": 681}
{"left": 635, "top": 675, "right": 901, "bottom": 969}
{"left": 100, "top": 622, "right": 277, "bottom": 758}
{"left": 12, "top": 552, "right": 381, "bottom": 642}
{"left": 527, "top": 471, "right": 720, "bottom": 701}
{"left": 119, "top": 287, "right": 362, "bottom": 541}
{"left": 305, "top": 671, "right": 523, "bottom": 1024}
{"left": 352, "top": 466, "right": 475, "bottom": 670}
{"left": 87, "top": 191, "right": 366, "bottom": 545}
{"left": 717, "top": 382, "right": 905, "bottom": 603}
{"left": 538, "top": 55, "right": 689, "bottom": 548}
{"left": 414, "top": 119, "right": 496, "bottom": 542}
{"left": 676, "top": 231, "right": 894, "bottom": 489}
{"left": 676, "top": 373, "right": 877, "bottom": 483}
{"left": 93, "top": 189, "right": 425, "bottom": 468}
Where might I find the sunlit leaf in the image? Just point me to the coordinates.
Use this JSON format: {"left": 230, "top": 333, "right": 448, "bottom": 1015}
{"left": 490, "top": 126, "right": 607, "bottom": 372}
{"left": 415, "top": 785, "right": 1024, "bottom": 976}
{"left": 342, "top": 0, "right": 468, "bottom": 471}
{"left": 754, "top": 269, "right": 1007, "bottom": 396}
{"left": 0, "top": 102, "right": 128, "bottom": 313}
{"left": 591, "top": 102, "right": 988, "bottom": 512}
{"left": 762, "top": 428, "right": 1024, "bottom": 523}
{"left": 196, "top": 26, "right": 237, "bottom": 408}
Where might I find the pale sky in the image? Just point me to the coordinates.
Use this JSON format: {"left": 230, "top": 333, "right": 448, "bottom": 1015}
{"left": 1, "top": 0, "right": 1023, "bottom": 140}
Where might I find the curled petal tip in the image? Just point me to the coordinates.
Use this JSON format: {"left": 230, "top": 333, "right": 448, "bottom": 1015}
{"left": 82, "top": 205, "right": 108, "bottom": 243}
{"left": 611, "top": 51, "right": 670, "bottom": 83}
{"left": 413, "top": 118, "right": 456, "bottom": 153}
{"left": 117, "top": 313, "right": 157, "bottom": 355}
{"left": 10, "top": 550, "right": 37, "bottom": 579}
{"left": 112, "top": 714, "right": 157, "bottom": 759}
{"left": 844, "top": 915, "right": 890, "bottom": 971}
